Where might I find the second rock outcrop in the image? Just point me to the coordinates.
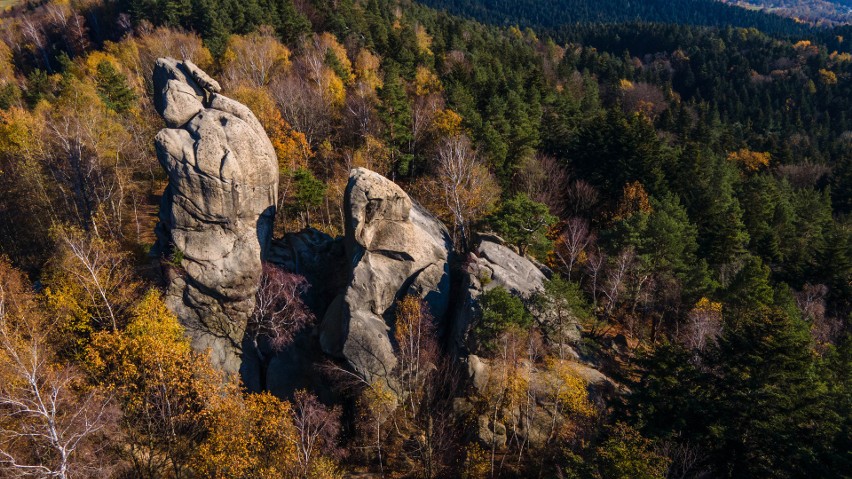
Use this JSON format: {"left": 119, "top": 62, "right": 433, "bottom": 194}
{"left": 319, "top": 168, "right": 453, "bottom": 382}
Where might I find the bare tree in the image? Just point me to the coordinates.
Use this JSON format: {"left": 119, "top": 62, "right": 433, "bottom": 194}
{"left": 20, "top": 16, "right": 51, "bottom": 72}
{"left": 433, "top": 134, "right": 499, "bottom": 249}
{"left": 411, "top": 93, "right": 443, "bottom": 149}
{"left": 564, "top": 179, "right": 599, "bottom": 217}
{"left": 345, "top": 81, "right": 379, "bottom": 140}
{"left": 584, "top": 246, "right": 606, "bottom": 310}
{"left": 795, "top": 283, "right": 842, "bottom": 345}
{"left": 679, "top": 300, "right": 722, "bottom": 352}
{"left": 249, "top": 263, "right": 314, "bottom": 387}
{"left": 0, "top": 276, "right": 115, "bottom": 479}
{"left": 517, "top": 154, "right": 570, "bottom": 217}
{"left": 291, "top": 390, "right": 342, "bottom": 478}
{"left": 601, "top": 248, "right": 636, "bottom": 317}
{"left": 270, "top": 73, "right": 332, "bottom": 147}
{"left": 553, "top": 218, "right": 595, "bottom": 281}
{"left": 657, "top": 439, "right": 709, "bottom": 479}
{"left": 44, "top": 2, "right": 89, "bottom": 56}
{"left": 54, "top": 229, "right": 137, "bottom": 332}
{"left": 221, "top": 26, "right": 290, "bottom": 88}
{"left": 250, "top": 263, "right": 313, "bottom": 352}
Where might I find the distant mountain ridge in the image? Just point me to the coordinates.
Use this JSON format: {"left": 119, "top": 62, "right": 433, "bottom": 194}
{"left": 721, "top": 0, "right": 852, "bottom": 26}
{"left": 416, "top": 0, "right": 813, "bottom": 36}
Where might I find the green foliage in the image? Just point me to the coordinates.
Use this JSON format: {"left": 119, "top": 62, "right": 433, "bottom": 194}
{"left": 95, "top": 61, "right": 136, "bottom": 113}
{"left": 724, "top": 255, "right": 774, "bottom": 310}
{"left": 378, "top": 62, "right": 413, "bottom": 176}
{"left": 595, "top": 422, "right": 670, "bottom": 479}
{"left": 605, "top": 193, "right": 713, "bottom": 301}
{"left": 540, "top": 275, "right": 592, "bottom": 322}
{"left": 632, "top": 307, "right": 848, "bottom": 478}
{"left": 486, "top": 193, "right": 556, "bottom": 256}
{"left": 704, "top": 307, "right": 838, "bottom": 477}
{"left": 0, "top": 82, "right": 20, "bottom": 110}
{"left": 25, "top": 69, "right": 51, "bottom": 106}
{"left": 291, "top": 167, "right": 326, "bottom": 227}
{"left": 474, "top": 286, "right": 532, "bottom": 352}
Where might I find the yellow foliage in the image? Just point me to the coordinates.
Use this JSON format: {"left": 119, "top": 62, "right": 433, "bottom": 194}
{"left": 830, "top": 51, "right": 852, "bottom": 63}
{"left": 619, "top": 79, "right": 634, "bottom": 90}
{"left": 351, "top": 134, "right": 393, "bottom": 176}
{"left": 461, "top": 443, "right": 490, "bottom": 479}
{"left": 819, "top": 68, "right": 838, "bottom": 85}
{"left": 432, "top": 109, "right": 463, "bottom": 136}
{"left": 414, "top": 65, "right": 442, "bottom": 96}
{"left": 0, "top": 107, "right": 43, "bottom": 159}
{"left": 355, "top": 48, "right": 383, "bottom": 91}
{"left": 86, "top": 290, "right": 218, "bottom": 474}
{"left": 0, "top": 40, "right": 14, "bottom": 83}
{"left": 50, "top": 77, "right": 130, "bottom": 160}
{"left": 727, "top": 148, "right": 771, "bottom": 171}
{"left": 85, "top": 290, "right": 207, "bottom": 392}
{"left": 358, "top": 379, "right": 398, "bottom": 427}
{"left": 414, "top": 24, "right": 433, "bottom": 57}
{"left": 44, "top": 229, "right": 139, "bottom": 354}
{"left": 542, "top": 358, "right": 596, "bottom": 420}
{"left": 793, "top": 40, "right": 819, "bottom": 57}
{"left": 321, "top": 68, "right": 346, "bottom": 108}
{"left": 83, "top": 51, "right": 121, "bottom": 76}
{"left": 194, "top": 388, "right": 300, "bottom": 479}
{"left": 316, "top": 32, "right": 354, "bottom": 83}
{"left": 693, "top": 297, "right": 723, "bottom": 315}
{"left": 307, "top": 456, "right": 344, "bottom": 479}
{"left": 222, "top": 28, "right": 291, "bottom": 87}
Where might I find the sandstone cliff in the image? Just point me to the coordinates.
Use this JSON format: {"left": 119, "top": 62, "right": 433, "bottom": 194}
{"left": 153, "top": 57, "right": 278, "bottom": 375}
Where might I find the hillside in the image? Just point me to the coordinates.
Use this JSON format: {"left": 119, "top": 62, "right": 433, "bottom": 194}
{"left": 417, "top": 0, "right": 812, "bottom": 36}
{"left": 722, "top": 0, "right": 852, "bottom": 26}
{"left": 0, "top": 0, "right": 849, "bottom": 478}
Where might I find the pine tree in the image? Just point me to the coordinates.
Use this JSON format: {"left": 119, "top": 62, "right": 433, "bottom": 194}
{"left": 95, "top": 61, "right": 136, "bottom": 113}
{"left": 378, "top": 62, "right": 413, "bottom": 177}
{"left": 705, "top": 307, "right": 838, "bottom": 478}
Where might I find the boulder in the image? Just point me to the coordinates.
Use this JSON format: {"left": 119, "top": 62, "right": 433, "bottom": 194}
{"left": 450, "top": 236, "right": 548, "bottom": 353}
{"left": 319, "top": 168, "right": 453, "bottom": 382}
{"left": 153, "top": 57, "right": 278, "bottom": 375}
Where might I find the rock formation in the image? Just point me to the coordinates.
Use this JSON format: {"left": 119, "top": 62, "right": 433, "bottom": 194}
{"left": 153, "top": 57, "right": 278, "bottom": 375}
{"left": 450, "top": 235, "right": 549, "bottom": 353}
{"left": 318, "top": 168, "right": 453, "bottom": 382}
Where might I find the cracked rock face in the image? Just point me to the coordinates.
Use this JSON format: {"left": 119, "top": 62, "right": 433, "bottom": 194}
{"left": 153, "top": 57, "right": 278, "bottom": 375}
{"left": 450, "top": 237, "right": 548, "bottom": 353}
{"left": 319, "top": 168, "right": 452, "bottom": 382}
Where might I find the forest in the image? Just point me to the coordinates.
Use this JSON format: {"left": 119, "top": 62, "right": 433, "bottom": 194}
{"left": 0, "top": 0, "right": 849, "bottom": 478}
{"left": 720, "top": 0, "right": 852, "bottom": 26}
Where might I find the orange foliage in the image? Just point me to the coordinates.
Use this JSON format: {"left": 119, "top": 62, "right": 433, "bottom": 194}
{"left": 727, "top": 148, "right": 771, "bottom": 171}
{"left": 228, "top": 85, "right": 312, "bottom": 171}
{"left": 194, "top": 388, "right": 300, "bottom": 479}
{"left": 614, "top": 181, "right": 653, "bottom": 219}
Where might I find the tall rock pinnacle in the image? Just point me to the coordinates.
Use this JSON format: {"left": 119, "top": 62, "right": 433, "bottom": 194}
{"left": 152, "top": 57, "right": 278, "bottom": 374}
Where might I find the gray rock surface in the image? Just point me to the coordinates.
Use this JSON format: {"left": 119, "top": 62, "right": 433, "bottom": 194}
{"left": 319, "top": 168, "right": 453, "bottom": 382}
{"left": 153, "top": 57, "right": 278, "bottom": 375}
{"left": 450, "top": 236, "right": 548, "bottom": 353}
